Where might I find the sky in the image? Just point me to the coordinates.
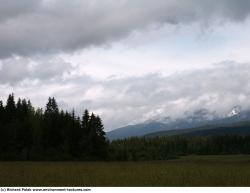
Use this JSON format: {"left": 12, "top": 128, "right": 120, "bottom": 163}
{"left": 1, "top": 0, "right": 250, "bottom": 130}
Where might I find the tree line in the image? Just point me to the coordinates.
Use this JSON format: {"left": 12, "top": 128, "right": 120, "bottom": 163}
{"left": 0, "top": 94, "right": 108, "bottom": 160}
{"left": 109, "top": 135, "right": 250, "bottom": 161}
{"left": 1, "top": 93, "right": 250, "bottom": 161}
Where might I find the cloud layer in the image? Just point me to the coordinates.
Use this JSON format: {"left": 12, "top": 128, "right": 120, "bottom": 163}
{"left": 0, "top": 0, "right": 250, "bottom": 58}
{"left": 81, "top": 61, "right": 250, "bottom": 129}
{"left": 1, "top": 61, "right": 249, "bottom": 130}
{"left": 0, "top": 56, "right": 72, "bottom": 84}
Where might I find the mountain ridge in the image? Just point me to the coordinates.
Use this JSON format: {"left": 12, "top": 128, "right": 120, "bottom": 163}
{"left": 107, "top": 106, "right": 250, "bottom": 140}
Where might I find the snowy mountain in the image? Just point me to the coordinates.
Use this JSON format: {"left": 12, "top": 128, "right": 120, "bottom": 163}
{"left": 107, "top": 106, "right": 250, "bottom": 140}
{"left": 227, "top": 106, "right": 241, "bottom": 117}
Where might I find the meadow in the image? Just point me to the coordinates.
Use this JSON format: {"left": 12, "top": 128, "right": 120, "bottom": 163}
{"left": 0, "top": 155, "right": 250, "bottom": 186}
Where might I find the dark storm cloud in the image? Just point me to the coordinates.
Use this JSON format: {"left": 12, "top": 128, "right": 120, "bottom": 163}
{"left": 0, "top": 0, "right": 38, "bottom": 22}
{"left": 0, "top": 0, "right": 250, "bottom": 58}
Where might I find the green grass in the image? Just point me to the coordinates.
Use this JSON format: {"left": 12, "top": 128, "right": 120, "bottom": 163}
{"left": 0, "top": 155, "right": 250, "bottom": 186}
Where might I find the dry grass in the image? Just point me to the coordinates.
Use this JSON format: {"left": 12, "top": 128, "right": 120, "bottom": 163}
{"left": 0, "top": 155, "right": 250, "bottom": 186}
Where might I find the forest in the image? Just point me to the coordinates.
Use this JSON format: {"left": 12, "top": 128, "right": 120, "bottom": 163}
{"left": 109, "top": 135, "right": 250, "bottom": 161}
{"left": 0, "top": 94, "right": 108, "bottom": 160}
{"left": 0, "top": 94, "right": 250, "bottom": 161}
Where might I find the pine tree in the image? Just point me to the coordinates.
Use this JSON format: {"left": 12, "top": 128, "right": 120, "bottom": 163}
{"left": 0, "top": 100, "right": 5, "bottom": 153}
{"left": 95, "top": 115, "right": 108, "bottom": 159}
{"left": 5, "top": 93, "right": 16, "bottom": 121}
{"left": 43, "top": 97, "right": 61, "bottom": 156}
{"left": 3, "top": 94, "right": 18, "bottom": 158}
{"left": 45, "top": 97, "right": 58, "bottom": 114}
{"left": 0, "top": 100, "right": 3, "bottom": 122}
{"left": 81, "top": 109, "right": 90, "bottom": 133}
{"left": 51, "top": 97, "right": 59, "bottom": 114}
{"left": 95, "top": 116, "right": 106, "bottom": 138}
{"left": 87, "top": 113, "right": 108, "bottom": 160}
{"left": 79, "top": 109, "right": 90, "bottom": 159}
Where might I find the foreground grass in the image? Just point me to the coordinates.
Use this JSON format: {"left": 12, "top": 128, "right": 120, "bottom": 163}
{"left": 0, "top": 155, "right": 250, "bottom": 186}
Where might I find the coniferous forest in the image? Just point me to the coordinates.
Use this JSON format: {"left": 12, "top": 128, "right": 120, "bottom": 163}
{"left": 0, "top": 94, "right": 108, "bottom": 160}
{"left": 1, "top": 94, "right": 250, "bottom": 161}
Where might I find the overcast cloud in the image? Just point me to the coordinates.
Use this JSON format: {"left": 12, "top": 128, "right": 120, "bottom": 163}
{"left": 0, "top": 1, "right": 250, "bottom": 130}
{"left": 0, "top": 56, "right": 72, "bottom": 84}
{"left": 0, "top": 0, "right": 250, "bottom": 58}
{"left": 0, "top": 61, "right": 249, "bottom": 130}
{"left": 78, "top": 62, "right": 250, "bottom": 129}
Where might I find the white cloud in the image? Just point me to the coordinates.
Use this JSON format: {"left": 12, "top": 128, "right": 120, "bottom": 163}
{"left": 0, "top": 56, "right": 73, "bottom": 84}
{"left": 1, "top": 61, "right": 249, "bottom": 130}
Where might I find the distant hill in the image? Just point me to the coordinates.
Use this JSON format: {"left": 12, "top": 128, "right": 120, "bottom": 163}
{"left": 145, "top": 121, "right": 250, "bottom": 138}
{"left": 183, "top": 125, "right": 250, "bottom": 137}
{"left": 107, "top": 122, "right": 167, "bottom": 140}
{"left": 107, "top": 107, "right": 250, "bottom": 140}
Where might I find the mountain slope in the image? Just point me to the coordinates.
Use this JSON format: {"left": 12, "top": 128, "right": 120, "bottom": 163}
{"left": 145, "top": 121, "right": 250, "bottom": 138}
{"left": 107, "top": 122, "right": 167, "bottom": 140}
{"left": 107, "top": 108, "right": 250, "bottom": 140}
{"left": 182, "top": 125, "right": 250, "bottom": 137}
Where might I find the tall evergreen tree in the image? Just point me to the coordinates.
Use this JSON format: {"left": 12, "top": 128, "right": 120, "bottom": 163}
{"left": 43, "top": 97, "right": 61, "bottom": 155}
{"left": 81, "top": 109, "right": 90, "bottom": 133}
{"left": 87, "top": 113, "right": 108, "bottom": 159}
{"left": 0, "top": 100, "right": 3, "bottom": 122}
{"left": 0, "top": 100, "right": 5, "bottom": 154}
{"left": 80, "top": 109, "right": 90, "bottom": 155}
{"left": 45, "top": 97, "right": 58, "bottom": 114}
{"left": 5, "top": 94, "right": 16, "bottom": 121}
{"left": 94, "top": 115, "right": 108, "bottom": 159}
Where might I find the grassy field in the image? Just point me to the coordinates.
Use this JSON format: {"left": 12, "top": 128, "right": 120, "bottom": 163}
{"left": 0, "top": 155, "right": 250, "bottom": 186}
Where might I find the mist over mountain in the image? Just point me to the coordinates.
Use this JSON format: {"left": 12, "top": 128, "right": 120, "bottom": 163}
{"left": 107, "top": 106, "right": 250, "bottom": 140}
